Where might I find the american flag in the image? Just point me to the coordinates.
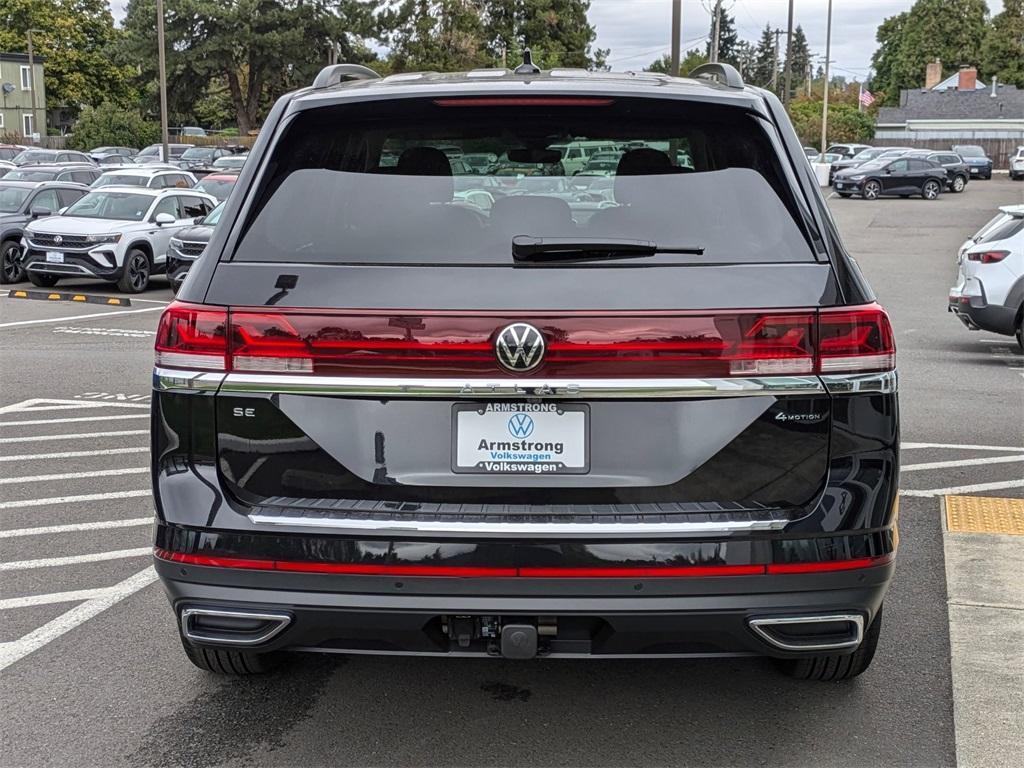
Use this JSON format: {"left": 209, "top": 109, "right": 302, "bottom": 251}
{"left": 859, "top": 87, "right": 876, "bottom": 107}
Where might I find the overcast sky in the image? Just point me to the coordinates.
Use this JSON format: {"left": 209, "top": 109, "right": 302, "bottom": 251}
{"left": 591, "top": 0, "right": 1010, "bottom": 82}
{"left": 110, "top": 1, "right": 1010, "bottom": 84}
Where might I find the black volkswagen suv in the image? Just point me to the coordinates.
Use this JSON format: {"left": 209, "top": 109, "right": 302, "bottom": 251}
{"left": 152, "top": 62, "right": 898, "bottom": 681}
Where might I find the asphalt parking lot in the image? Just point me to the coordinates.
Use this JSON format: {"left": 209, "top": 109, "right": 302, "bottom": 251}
{"left": 1, "top": 178, "right": 1022, "bottom": 767}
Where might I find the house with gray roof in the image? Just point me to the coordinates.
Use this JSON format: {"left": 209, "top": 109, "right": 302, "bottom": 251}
{"left": 875, "top": 66, "right": 1024, "bottom": 167}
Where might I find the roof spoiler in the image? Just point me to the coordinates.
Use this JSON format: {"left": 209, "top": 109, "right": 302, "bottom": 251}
{"left": 998, "top": 204, "right": 1024, "bottom": 218}
{"left": 688, "top": 63, "right": 744, "bottom": 89}
{"left": 311, "top": 64, "right": 381, "bottom": 89}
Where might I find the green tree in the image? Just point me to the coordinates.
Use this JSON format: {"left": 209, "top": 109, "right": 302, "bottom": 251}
{"left": 982, "top": 0, "right": 1024, "bottom": 87}
{"left": 788, "top": 98, "right": 875, "bottom": 147}
{"left": 65, "top": 101, "right": 160, "bottom": 151}
{"left": 483, "top": 0, "right": 608, "bottom": 70}
{"left": 707, "top": 7, "right": 740, "bottom": 66}
{"left": 122, "top": 0, "right": 378, "bottom": 134}
{"left": 869, "top": 12, "right": 907, "bottom": 104}
{"left": 380, "top": 0, "right": 490, "bottom": 72}
{"left": 0, "top": 0, "right": 135, "bottom": 115}
{"left": 784, "top": 25, "right": 812, "bottom": 97}
{"left": 750, "top": 24, "right": 779, "bottom": 91}
{"left": 645, "top": 48, "right": 706, "bottom": 76}
{"left": 870, "top": 0, "right": 989, "bottom": 104}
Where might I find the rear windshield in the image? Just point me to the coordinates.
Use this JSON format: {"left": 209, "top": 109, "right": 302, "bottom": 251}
{"left": 981, "top": 217, "right": 1024, "bottom": 243}
{"left": 234, "top": 97, "right": 814, "bottom": 265}
{"left": 954, "top": 146, "right": 985, "bottom": 158}
{"left": 93, "top": 174, "right": 146, "bottom": 188}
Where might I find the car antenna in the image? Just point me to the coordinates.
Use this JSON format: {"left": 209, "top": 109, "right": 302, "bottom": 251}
{"left": 514, "top": 48, "right": 541, "bottom": 75}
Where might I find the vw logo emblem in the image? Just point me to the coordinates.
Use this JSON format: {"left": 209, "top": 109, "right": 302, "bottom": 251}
{"left": 508, "top": 413, "right": 535, "bottom": 438}
{"left": 53, "top": 235, "right": 63, "bottom": 245}
{"left": 495, "top": 323, "right": 545, "bottom": 372}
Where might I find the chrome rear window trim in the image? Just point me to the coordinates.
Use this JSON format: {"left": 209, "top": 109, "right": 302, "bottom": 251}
{"left": 153, "top": 368, "right": 895, "bottom": 396}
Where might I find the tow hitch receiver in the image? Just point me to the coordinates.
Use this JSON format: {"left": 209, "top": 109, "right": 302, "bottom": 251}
{"left": 500, "top": 624, "right": 538, "bottom": 659}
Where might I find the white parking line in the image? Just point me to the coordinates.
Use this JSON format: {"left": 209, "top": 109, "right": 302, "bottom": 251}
{"left": 0, "top": 306, "right": 164, "bottom": 330}
{"left": 902, "top": 442, "right": 1024, "bottom": 452}
{"left": 0, "top": 489, "right": 150, "bottom": 510}
{"left": 0, "top": 429, "right": 148, "bottom": 444}
{"left": 0, "top": 587, "right": 125, "bottom": 610}
{"left": 0, "top": 446, "right": 148, "bottom": 463}
{"left": 0, "top": 518, "right": 152, "bottom": 539}
{"left": 0, "top": 414, "right": 149, "bottom": 427}
{"left": 0, "top": 467, "right": 148, "bottom": 485}
{"left": 902, "top": 479, "right": 1024, "bottom": 498}
{"left": 0, "top": 547, "right": 151, "bottom": 571}
{"left": 0, "top": 567, "right": 157, "bottom": 673}
{"left": 903, "top": 455, "right": 1024, "bottom": 472}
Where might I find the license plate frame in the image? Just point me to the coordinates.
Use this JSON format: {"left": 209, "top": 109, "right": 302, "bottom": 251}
{"left": 45, "top": 251, "right": 64, "bottom": 263}
{"left": 451, "top": 403, "right": 590, "bottom": 475}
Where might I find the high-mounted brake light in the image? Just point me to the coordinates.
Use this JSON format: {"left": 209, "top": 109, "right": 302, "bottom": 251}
{"left": 967, "top": 250, "right": 1009, "bottom": 264}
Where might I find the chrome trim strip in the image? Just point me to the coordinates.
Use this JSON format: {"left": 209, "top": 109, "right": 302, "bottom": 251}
{"left": 218, "top": 373, "right": 825, "bottom": 399}
{"left": 748, "top": 614, "right": 865, "bottom": 652}
{"left": 821, "top": 370, "right": 898, "bottom": 394}
{"left": 180, "top": 607, "right": 291, "bottom": 646}
{"left": 247, "top": 513, "right": 789, "bottom": 536}
{"left": 153, "top": 367, "right": 225, "bottom": 392}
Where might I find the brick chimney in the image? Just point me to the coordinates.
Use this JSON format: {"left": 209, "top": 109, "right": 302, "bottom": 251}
{"left": 925, "top": 59, "right": 942, "bottom": 89}
{"left": 957, "top": 66, "right": 977, "bottom": 91}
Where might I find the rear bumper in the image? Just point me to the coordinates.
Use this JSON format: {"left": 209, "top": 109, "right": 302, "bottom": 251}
{"left": 948, "top": 288, "right": 1017, "bottom": 336}
{"left": 156, "top": 554, "right": 893, "bottom": 658}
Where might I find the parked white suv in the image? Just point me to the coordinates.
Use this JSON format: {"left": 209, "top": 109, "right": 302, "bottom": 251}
{"left": 949, "top": 204, "right": 1024, "bottom": 350}
{"left": 1010, "top": 147, "right": 1024, "bottom": 181}
{"left": 92, "top": 167, "right": 197, "bottom": 190}
{"left": 19, "top": 186, "right": 216, "bottom": 292}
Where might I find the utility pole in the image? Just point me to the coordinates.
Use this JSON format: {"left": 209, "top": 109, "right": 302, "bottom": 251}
{"left": 771, "top": 29, "right": 783, "bottom": 94}
{"left": 709, "top": 0, "right": 722, "bottom": 64}
{"left": 820, "top": 0, "right": 833, "bottom": 156}
{"left": 783, "top": 0, "right": 794, "bottom": 104}
{"left": 156, "top": 0, "right": 170, "bottom": 162}
{"left": 807, "top": 61, "right": 812, "bottom": 97}
{"left": 26, "top": 29, "right": 42, "bottom": 144}
{"left": 670, "top": 0, "right": 681, "bottom": 76}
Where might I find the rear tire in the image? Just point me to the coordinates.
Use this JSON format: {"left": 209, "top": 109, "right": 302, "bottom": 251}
{"left": 775, "top": 604, "right": 883, "bottom": 682}
{"left": 27, "top": 271, "right": 59, "bottom": 288}
{"left": 1016, "top": 310, "right": 1023, "bottom": 353}
{"left": 951, "top": 175, "right": 966, "bottom": 192}
{"left": 0, "top": 240, "right": 23, "bottom": 284}
{"left": 180, "top": 637, "right": 282, "bottom": 675}
{"left": 922, "top": 180, "right": 941, "bottom": 200}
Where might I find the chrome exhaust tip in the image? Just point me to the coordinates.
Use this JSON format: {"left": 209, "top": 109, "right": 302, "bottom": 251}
{"left": 748, "top": 614, "right": 864, "bottom": 652}
{"left": 180, "top": 607, "right": 292, "bottom": 646}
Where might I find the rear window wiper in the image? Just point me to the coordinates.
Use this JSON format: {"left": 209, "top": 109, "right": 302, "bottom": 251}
{"left": 511, "top": 236, "right": 705, "bottom": 263}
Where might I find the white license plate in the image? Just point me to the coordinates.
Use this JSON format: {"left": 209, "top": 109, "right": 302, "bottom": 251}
{"left": 453, "top": 403, "right": 588, "bottom": 474}
{"left": 45, "top": 251, "right": 64, "bottom": 263}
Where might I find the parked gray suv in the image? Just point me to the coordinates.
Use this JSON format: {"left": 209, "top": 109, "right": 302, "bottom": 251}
{"left": 0, "top": 181, "right": 89, "bottom": 283}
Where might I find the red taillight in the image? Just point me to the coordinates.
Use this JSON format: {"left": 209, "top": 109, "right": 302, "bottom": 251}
{"left": 154, "top": 302, "right": 228, "bottom": 370}
{"left": 153, "top": 305, "right": 894, "bottom": 377}
{"left": 967, "top": 250, "right": 1009, "bottom": 264}
{"left": 817, "top": 304, "right": 895, "bottom": 374}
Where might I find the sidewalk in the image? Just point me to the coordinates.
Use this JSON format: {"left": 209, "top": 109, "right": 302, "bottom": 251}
{"left": 943, "top": 496, "right": 1024, "bottom": 768}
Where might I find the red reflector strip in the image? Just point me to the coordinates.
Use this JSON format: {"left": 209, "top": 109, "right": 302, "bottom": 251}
{"left": 765, "top": 554, "right": 893, "bottom": 575}
{"left": 433, "top": 97, "right": 614, "bottom": 107}
{"left": 155, "top": 550, "right": 892, "bottom": 577}
{"left": 517, "top": 565, "right": 765, "bottom": 578}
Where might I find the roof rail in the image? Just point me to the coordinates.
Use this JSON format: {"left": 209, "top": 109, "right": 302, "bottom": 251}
{"left": 688, "top": 62, "right": 744, "bottom": 89}
{"left": 312, "top": 63, "right": 381, "bottom": 89}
